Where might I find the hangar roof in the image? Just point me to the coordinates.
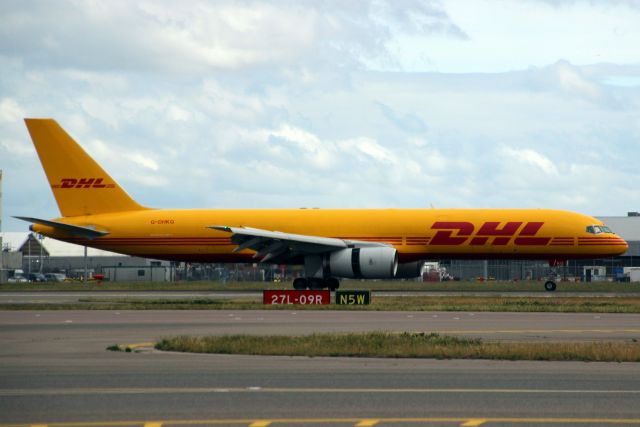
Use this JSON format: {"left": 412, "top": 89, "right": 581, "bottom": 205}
{"left": 597, "top": 216, "right": 640, "bottom": 242}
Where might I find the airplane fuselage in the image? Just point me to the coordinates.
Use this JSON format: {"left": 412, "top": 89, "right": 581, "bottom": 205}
{"left": 32, "top": 208, "right": 628, "bottom": 263}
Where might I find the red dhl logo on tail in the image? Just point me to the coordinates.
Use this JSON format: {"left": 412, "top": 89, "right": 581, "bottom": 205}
{"left": 51, "top": 178, "right": 115, "bottom": 189}
{"left": 430, "top": 221, "right": 550, "bottom": 246}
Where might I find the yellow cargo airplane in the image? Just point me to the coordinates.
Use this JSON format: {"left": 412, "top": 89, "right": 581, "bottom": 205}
{"left": 17, "top": 119, "right": 628, "bottom": 291}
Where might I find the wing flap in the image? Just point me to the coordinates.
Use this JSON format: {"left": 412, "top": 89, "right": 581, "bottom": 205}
{"left": 211, "top": 226, "right": 349, "bottom": 248}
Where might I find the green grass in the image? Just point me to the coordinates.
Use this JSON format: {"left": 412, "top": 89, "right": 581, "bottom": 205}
{"left": 3, "top": 295, "right": 640, "bottom": 313}
{"left": 155, "top": 332, "right": 640, "bottom": 362}
{"left": 367, "top": 296, "right": 640, "bottom": 313}
{"left": 1, "top": 279, "right": 639, "bottom": 293}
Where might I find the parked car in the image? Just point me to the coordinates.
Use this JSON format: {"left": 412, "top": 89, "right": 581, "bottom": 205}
{"left": 8, "top": 275, "right": 28, "bottom": 283}
{"left": 44, "top": 273, "right": 67, "bottom": 282}
{"left": 27, "top": 273, "right": 47, "bottom": 282}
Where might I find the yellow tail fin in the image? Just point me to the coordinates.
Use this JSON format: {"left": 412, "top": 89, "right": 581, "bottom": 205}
{"left": 25, "top": 118, "right": 148, "bottom": 217}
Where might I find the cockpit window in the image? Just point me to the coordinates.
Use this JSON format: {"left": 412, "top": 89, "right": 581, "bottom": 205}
{"left": 586, "top": 225, "right": 614, "bottom": 234}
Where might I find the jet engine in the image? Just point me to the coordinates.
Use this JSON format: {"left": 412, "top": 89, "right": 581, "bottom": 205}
{"left": 328, "top": 247, "right": 398, "bottom": 279}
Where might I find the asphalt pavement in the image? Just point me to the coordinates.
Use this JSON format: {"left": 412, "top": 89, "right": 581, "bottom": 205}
{"left": 1, "top": 310, "right": 640, "bottom": 426}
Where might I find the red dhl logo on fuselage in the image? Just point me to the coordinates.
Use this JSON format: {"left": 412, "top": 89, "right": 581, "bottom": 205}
{"left": 51, "top": 178, "right": 115, "bottom": 189}
{"left": 428, "top": 221, "right": 550, "bottom": 246}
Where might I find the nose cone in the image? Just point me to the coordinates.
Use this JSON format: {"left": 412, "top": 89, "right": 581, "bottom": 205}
{"left": 616, "top": 237, "right": 629, "bottom": 255}
{"left": 587, "top": 235, "right": 629, "bottom": 256}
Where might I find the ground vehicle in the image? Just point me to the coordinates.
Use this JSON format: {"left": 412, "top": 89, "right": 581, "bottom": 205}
{"left": 8, "top": 275, "right": 28, "bottom": 283}
{"left": 27, "top": 273, "right": 46, "bottom": 282}
{"left": 7, "top": 269, "right": 27, "bottom": 283}
{"left": 44, "top": 273, "right": 67, "bottom": 282}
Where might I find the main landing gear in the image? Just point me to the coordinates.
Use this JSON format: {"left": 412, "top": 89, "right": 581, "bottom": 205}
{"left": 544, "top": 259, "right": 566, "bottom": 292}
{"left": 293, "top": 277, "right": 340, "bottom": 291}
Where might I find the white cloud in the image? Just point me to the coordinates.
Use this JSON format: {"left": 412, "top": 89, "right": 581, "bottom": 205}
{"left": 0, "top": 0, "right": 459, "bottom": 74}
{"left": 0, "top": 138, "right": 33, "bottom": 156}
{"left": 127, "top": 173, "right": 169, "bottom": 188}
{"left": 500, "top": 147, "right": 558, "bottom": 176}
{"left": 126, "top": 153, "right": 159, "bottom": 171}
{"left": 270, "top": 125, "right": 323, "bottom": 152}
{"left": 387, "top": 0, "right": 640, "bottom": 72}
{"left": 166, "top": 105, "right": 192, "bottom": 122}
{"left": 267, "top": 125, "right": 335, "bottom": 169}
{"left": 136, "top": 1, "right": 319, "bottom": 69}
{"left": 85, "top": 138, "right": 160, "bottom": 179}
{"left": 554, "top": 62, "right": 605, "bottom": 102}
{"left": 200, "top": 79, "right": 266, "bottom": 120}
{"left": 0, "top": 98, "right": 26, "bottom": 123}
{"left": 63, "top": 70, "right": 128, "bottom": 90}
{"left": 351, "top": 137, "right": 395, "bottom": 164}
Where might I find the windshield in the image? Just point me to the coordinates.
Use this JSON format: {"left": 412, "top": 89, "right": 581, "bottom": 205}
{"left": 586, "top": 225, "right": 614, "bottom": 234}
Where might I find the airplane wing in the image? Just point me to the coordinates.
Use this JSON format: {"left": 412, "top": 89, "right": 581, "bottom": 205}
{"left": 14, "top": 216, "right": 109, "bottom": 239}
{"left": 209, "top": 225, "right": 388, "bottom": 263}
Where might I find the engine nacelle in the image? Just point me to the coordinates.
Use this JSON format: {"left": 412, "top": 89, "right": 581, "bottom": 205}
{"left": 328, "top": 247, "right": 398, "bottom": 279}
{"left": 395, "top": 261, "right": 425, "bottom": 279}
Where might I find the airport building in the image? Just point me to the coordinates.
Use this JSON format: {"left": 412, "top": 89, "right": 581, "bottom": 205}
{"left": 1, "top": 232, "right": 172, "bottom": 282}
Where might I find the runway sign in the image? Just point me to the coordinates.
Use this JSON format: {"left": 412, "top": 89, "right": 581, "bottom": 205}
{"left": 263, "top": 290, "right": 330, "bottom": 305}
{"left": 335, "top": 290, "right": 371, "bottom": 305}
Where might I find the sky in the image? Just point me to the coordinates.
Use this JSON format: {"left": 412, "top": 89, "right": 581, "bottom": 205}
{"left": 1, "top": 0, "right": 640, "bottom": 232}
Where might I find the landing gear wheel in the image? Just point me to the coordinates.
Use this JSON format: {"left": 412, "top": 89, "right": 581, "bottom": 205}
{"left": 544, "top": 281, "right": 557, "bottom": 292}
{"left": 293, "top": 278, "right": 308, "bottom": 290}
{"left": 326, "top": 277, "right": 340, "bottom": 291}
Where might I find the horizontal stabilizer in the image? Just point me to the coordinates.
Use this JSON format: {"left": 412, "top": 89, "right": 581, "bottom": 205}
{"left": 14, "top": 216, "right": 109, "bottom": 239}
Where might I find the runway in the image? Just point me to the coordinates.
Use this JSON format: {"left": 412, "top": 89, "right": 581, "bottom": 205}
{"left": 2, "top": 310, "right": 640, "bottom": 341}
{"left": 1, "top": 310, "right": 640, "bottom": 426}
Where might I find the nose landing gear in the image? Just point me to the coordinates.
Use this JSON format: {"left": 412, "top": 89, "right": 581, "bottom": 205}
{"left": 544, "top": 259, "right": 566, "bottom": 292}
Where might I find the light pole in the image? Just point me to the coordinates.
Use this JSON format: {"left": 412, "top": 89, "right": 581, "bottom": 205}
{"left": 83, "top": 245, "right": 88, "bottom": 283}
{"left": 27, "top": 233, "right": 32, "bottom": 277}
{"left": 38, "top": 234, "right": 44, "bottom": 273}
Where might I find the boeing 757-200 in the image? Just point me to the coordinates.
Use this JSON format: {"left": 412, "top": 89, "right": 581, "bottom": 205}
{"left": 17, "top": 119, "right": 628, "bottom": 291}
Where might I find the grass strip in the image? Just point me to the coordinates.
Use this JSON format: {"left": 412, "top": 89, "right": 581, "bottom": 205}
{"left": 2, "top": 280, "right": 640, "bottom": 293}
{"left": 155, "top": 332, "right": 640, "bottom": 362}
{"left": 3, "top": 296, "right": 640, "bottom": 313}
